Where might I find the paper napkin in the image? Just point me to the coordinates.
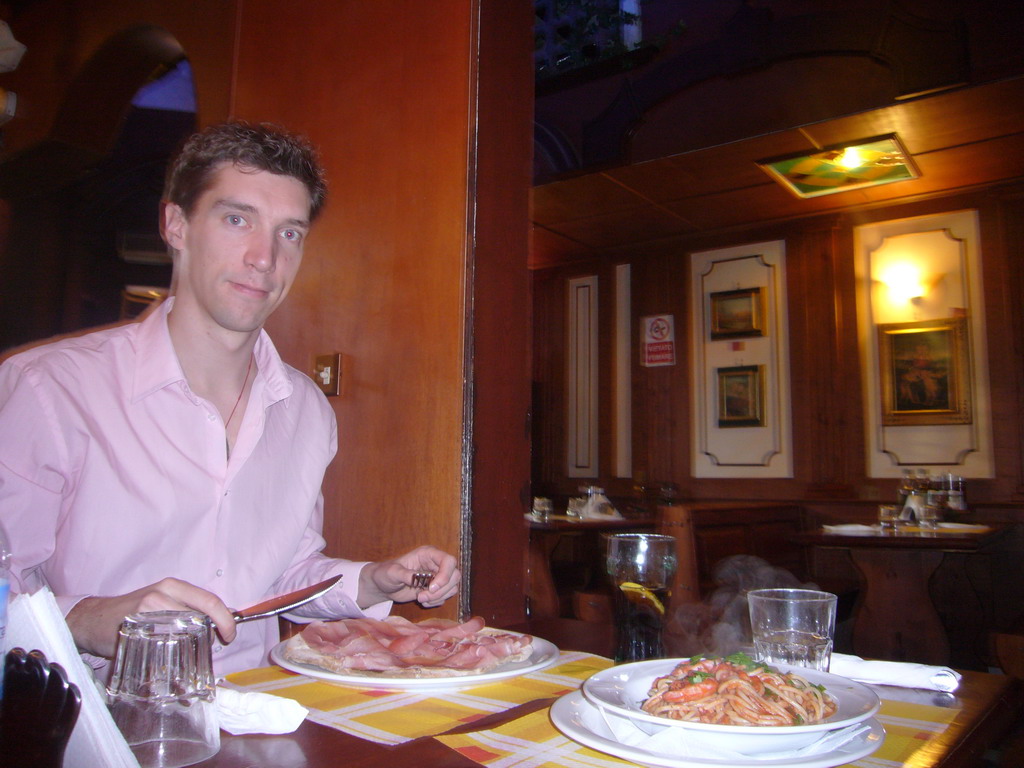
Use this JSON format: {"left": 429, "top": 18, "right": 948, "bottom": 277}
{"left": 216, "top": 686, "right": 308, "bottom": 735}
{"left": 5, "top": 589, "right": 140, "bottom": 768}
{"left": 822, "top": 524, "right": 877, "bottom": 533}
{"left": 830, "top": 652, "right": 961, "bottom": 692}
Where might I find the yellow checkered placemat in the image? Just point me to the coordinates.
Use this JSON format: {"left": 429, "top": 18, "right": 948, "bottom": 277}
{"left": 436, "top": 695, "right": 960, "bottom": 767}
{"left": 857, "top": 698, "right": 959, "bottom": 767}
{"left": 224, "top": 651, "right": 614, "bottom": 745}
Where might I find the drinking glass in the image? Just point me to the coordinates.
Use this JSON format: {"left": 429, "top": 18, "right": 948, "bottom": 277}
{"left": 918, "top": 504, "right": 941, "bottom": 530}
{"left": 604, "top": 533, "right": 677, "bottom": 662}
{"left": 107, "top": 611, "right": 220, "bottom": 768}
{"left": 878, "top": 504, "right": 899, "bottom": 530}
{"left": 747, "top": 588, "right": 837, "bottom": 671}
{"left": 532, "top": 497, "right": 553, "bottom": 522}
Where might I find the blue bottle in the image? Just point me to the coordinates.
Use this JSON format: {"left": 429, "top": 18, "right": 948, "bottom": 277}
{"left": 0, "top": 519, "right": 10, "bottom": 696}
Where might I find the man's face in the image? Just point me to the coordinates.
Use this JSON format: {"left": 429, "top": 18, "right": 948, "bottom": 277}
{"left": 164, "top": 162, "right": 312, "bottom": 337}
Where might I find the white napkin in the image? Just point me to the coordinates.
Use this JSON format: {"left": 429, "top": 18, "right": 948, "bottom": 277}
{"left": 215, "top": 686, "right": 308, "bottom": 735}
{"left": 821, "top": 524, "right": 877, "bottom": 533}
{"left": 580, "top": 490, "right": 623, "bottom": 519}
{"left": 5, "top": 589, "right": 140, "bottom": 768}
{"left": 830, "top": 652, "right": 961, "bottom": 692}
{"left": 937, "top": 522, "right": 990, "bottom": 532}
{"left": 597, "top": 706, "right": 871, "bottom": 760}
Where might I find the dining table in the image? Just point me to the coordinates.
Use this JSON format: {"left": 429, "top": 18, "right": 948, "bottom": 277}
{"left": 197, "top": 617, "right": 1024, "bottom": 768}
{"left": 793, "top": 522, "right": 1008, "bottom": 667}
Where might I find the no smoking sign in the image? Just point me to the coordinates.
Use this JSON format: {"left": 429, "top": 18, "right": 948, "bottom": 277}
{"left": 641, "top": 314, "right": 676, "bottom": 367}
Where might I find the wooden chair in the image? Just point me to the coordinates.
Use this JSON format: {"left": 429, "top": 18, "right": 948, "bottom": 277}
{"left": 657, "top": 501, "right": 812, "bottom": 603}
{"left": 1, "top": 648, "right": 81, "bottom": 768}
{"left": 993, "top": 616, "right": 1024, "bottom": 679}
{"left": 571, "top": 589, "right": 613, "bottom": 623}
{"left": 991, "top": 619, "right": 1024, "bottom": 765}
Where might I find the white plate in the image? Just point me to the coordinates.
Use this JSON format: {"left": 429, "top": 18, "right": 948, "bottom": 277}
{"left": 270, "top": 630, "right": 559, "bottom": 689}
{"left": 582, "top": 659, "right": 880, "bottom": 754}
{"left": 551, "top": 690, "right": 885, "bottom": 768}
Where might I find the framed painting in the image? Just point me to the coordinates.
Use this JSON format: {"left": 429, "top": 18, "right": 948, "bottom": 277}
{"left": 717, "top": 365, "right": 764, "bottom": 428}
{"left": 709, "top": 287, "right": 764, "bottom": 340}
{"left": 877, "top": 317, "right": 971, "bottom": 426}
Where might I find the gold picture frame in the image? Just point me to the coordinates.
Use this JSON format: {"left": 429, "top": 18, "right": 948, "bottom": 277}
{"left": 878, "top": 317, "right": 971, "bottom": 426}
{"left": 709, "top": 287, "right": 765, "bottom": 340}
{"left": 717, "top": 365, "right": 764, "bottom": 428}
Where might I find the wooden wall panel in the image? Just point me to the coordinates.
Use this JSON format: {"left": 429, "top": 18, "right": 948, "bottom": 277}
{"left": 982, "top": 193, "right": 1024, "bottom": 497}
{"left": 468, "top": 0, "right": 534, "bottom": 624}
{"left": 232, "top": 1, "right": 532, "bottom": 623}
{"left": 233, "top": 3, "right": 472, "bottom": 620}
{"left": 630, "top": 252, "right": 689, "bottom": 493}
{"left": 532, "top": 268, "right": 570, "bottom": 493}
{"left": 532, "top": 186, "right": 1024, "bottom": 513}
{"left": 784, "top": 222, "right": 863, "bottom": 498}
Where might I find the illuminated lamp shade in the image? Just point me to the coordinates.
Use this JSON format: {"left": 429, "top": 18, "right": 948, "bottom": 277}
{"left": 877, "top": 261, "right": 927, "bottom": 303}
{"left": 758, "top": 134, "right": 918, "bottom": 199}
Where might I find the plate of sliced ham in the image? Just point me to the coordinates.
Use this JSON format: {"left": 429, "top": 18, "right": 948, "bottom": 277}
{"left": 271, "top": 615, "right": 559, "bottom": 688}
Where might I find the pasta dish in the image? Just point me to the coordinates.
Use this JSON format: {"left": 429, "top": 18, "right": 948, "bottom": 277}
{"left": 641, "top": 654, "right": 837, "bottom": 726}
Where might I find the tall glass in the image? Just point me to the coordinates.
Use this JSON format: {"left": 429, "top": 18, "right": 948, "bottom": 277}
{"left": 604, "top": 533, "right": 677, "bottom": 662}
{"left": 107, "top": 611, "right": 220, "bottom": 768}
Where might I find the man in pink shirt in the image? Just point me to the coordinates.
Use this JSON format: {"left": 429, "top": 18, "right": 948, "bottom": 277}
{"left": 0, "top": 121, "right": 460, "bottom": 679}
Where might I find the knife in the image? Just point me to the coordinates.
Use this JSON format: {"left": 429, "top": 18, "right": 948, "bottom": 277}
{"left": 232, "top": 575, "right": 343, "bottom": 623}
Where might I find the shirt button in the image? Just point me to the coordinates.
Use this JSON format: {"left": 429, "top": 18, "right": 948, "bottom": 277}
{"left": 216, "top": 569, "right": 224, "bottom": 577}
{"left": 213, "top": 644, "right": 222, "bottom": 653}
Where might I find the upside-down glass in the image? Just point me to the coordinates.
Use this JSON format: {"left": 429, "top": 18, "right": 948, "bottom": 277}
{"left": 604, "top": 533, "right": 677, "bottom": 662}
{"left": 747, "top": 588, "right": 837, "bottom": 672}
{"left": 107, "top": 611, "right": 220, "bottom": 768}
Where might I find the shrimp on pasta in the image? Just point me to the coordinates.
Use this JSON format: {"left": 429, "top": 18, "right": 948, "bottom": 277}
{"left": 641, "top": 654, "right": 837, "bottom": 726}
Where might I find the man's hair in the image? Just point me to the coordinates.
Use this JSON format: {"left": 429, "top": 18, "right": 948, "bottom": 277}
{"left": 164, "top": 121, "right": 328, "bottom": 221}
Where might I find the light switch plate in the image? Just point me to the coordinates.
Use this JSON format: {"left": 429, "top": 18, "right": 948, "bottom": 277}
{"left": 313, "top": 353, "right": 342, "bottom": 396}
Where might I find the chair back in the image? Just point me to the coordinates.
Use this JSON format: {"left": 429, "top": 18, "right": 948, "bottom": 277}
{"left": 0, "top": 648, "right": 81, "bottom": 768}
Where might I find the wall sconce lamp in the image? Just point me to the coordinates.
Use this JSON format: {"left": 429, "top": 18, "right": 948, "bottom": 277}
{"left": 877, "top": 261, "right": 929, "bottom": 304}
{"left": 758, "top": 134, "right": 918, "bottom": 199}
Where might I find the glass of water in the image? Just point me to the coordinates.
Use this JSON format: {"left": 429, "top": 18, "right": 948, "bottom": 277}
{"left": 878, "top": 504, "right": 899, "bottom": 531}
{"left": 917, "top": 504, "right": 941, "bottom": 530}
{"left": 747, "top": 588, "right": 837, "bottom": 672}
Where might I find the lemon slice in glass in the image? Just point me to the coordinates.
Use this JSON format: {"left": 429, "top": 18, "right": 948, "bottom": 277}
{"left": 618, "top": 581, "right": 665, "bottom": 614}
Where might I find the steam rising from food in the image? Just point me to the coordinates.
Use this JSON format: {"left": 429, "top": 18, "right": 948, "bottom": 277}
{"left": 664, "top": 555, "right": 820, "bottom": 658}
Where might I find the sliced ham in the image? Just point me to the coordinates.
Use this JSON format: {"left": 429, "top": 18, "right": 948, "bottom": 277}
{"left": 286, "top": 616, "right": 534, "bottom": 676}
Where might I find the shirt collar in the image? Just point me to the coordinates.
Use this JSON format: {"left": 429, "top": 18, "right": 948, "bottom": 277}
{"left": 131, "top": 297, "right": 294, "bottom": 404}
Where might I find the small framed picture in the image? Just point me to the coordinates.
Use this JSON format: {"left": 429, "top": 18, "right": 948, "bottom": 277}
{"left": 717, "top": 365, "right": 764, "bottom": 428}
{"left": 709, "top": 287, "right": 765, "bottom": 340}
{"left": 878, "top": 317, "right": 971, "bottom": 426}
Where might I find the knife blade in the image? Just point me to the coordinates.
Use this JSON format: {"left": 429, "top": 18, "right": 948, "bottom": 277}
{"left": 232, "top": 575, "right": 343, "bottom": 623}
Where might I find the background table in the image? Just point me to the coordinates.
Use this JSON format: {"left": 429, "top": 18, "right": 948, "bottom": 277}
{"left": 794, "top": 525, "right": 1007, "bottom": 666}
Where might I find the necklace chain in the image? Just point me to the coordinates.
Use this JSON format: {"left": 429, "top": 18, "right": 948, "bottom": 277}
{"left": 225, "top": 353, "right": 254, "bottom": 436}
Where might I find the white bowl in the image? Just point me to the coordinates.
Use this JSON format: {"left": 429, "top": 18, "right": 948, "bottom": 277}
{"left": 581, "top": 658, "right": 880, "bottom": 755}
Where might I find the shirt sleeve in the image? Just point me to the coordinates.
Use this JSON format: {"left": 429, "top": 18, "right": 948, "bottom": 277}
{"left": 0, "top": 360, "right": 89, "bottom": 614}
{"left": 272, "top": 490, "right": 392, "bottom": 623}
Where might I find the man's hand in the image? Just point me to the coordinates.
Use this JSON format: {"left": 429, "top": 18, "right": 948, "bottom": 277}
{"left": 65, "top": 578, "right": 237, "bottom": 659}
{"left": 357, "top": 546, "right": 460, "bottom": 609}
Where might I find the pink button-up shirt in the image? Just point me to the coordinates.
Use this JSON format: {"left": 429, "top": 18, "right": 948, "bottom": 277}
{"left": 0, "top": 299, "right": 387, "bottom": 678}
